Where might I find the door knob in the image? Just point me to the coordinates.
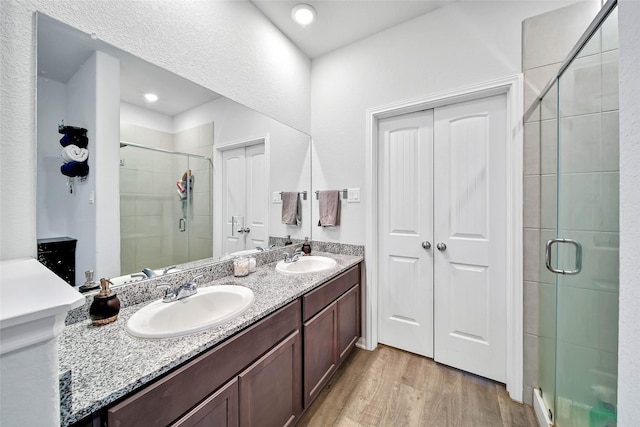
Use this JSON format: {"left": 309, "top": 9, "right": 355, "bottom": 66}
{"left": 242, "top": 227, "right": 251, "bottom": 233}
{"left": 421, "top": 241, "right": 431, "bottom": 250}
{"left": 436, "top": 242, "right": 447, "bottom": 251}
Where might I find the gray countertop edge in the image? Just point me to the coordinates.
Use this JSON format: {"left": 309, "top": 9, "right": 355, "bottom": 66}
{"left": 58, "top": 253, "right": 363, "bottom": 426}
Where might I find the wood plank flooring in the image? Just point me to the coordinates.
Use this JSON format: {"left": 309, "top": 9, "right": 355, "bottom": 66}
{"left": 297, "top": 345, "right": 537, "bottom": 427}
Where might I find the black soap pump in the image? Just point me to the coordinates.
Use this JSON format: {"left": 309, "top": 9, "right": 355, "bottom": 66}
{"left": 302, "top": 237, "right": 312, "bottom": 255}
{"left": 89, "top": 278, "right": 121, "bottom": 326}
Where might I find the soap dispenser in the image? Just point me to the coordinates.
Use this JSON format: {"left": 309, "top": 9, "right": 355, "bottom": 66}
{"left": 284, "top": 235, "right": 293, "bottom": 246}
{"left": 302, "top": 237, "right": 312, "bottom": 255}
{"left": 89, "top": 278, "right": 121, "bottom": 326}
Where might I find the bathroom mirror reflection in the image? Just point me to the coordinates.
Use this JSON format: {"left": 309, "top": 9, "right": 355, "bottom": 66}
{"left": 35, "top": 13, "right": 311, "bottom": 288}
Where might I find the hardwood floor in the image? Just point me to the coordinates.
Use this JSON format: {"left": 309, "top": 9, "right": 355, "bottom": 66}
{"left": 297, "top": 345, "right": 537, "bottom": 427}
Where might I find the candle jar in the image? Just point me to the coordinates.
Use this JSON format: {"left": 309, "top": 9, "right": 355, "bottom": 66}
{"left": 248, "top": 256, "right": 257, "bottom": 273}
{"left": 233, "top": 257, "right": 250, "bottom": 277}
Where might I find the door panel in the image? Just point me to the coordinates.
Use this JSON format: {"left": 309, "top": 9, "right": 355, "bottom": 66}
{"left": 433, "top": 94, "right": 507, "bottom": 382}
{"left": 245, "top": 144, "right": 267, "bottom": 249}
{"left": 378, "top": 110, "right": 434, "bottom": 358}
{"left": 222, "top": 144, "right": 266, "bottom": 254}
{"left": 222, "top": 148, "right": 246, "bottom": 254}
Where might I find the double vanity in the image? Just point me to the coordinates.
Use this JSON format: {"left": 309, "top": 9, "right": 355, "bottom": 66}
{"left": 59, "top": 247, "right": 363, "bottom": 426}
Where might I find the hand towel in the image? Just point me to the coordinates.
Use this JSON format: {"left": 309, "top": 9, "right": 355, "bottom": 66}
{"left": 281, "top": 192, "right": 301, "bottom": 226}
{"left": 61, "top": 145, "right": 89, "bottom": 163}
{"left": 317, "top": 190, "right": 340, "bottom": 227}
{"left": 60, "top": 161, "right": 89, "bottom": 177}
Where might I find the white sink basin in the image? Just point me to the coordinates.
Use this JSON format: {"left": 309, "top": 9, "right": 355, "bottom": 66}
{"left": 126, "top": 285, "right": 254, "bottom": 339}
{"left": 229, "top": 249, "right": 261, "bottom": 257}
{"left": 275, "top": 256, "right": 337, "bottom": 275}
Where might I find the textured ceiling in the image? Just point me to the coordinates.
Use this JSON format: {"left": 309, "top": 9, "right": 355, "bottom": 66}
{"left": 37, "top": 15, "right": 220, "bottom": 117}
{"left": 251, "top": 0, "right": 454, "bottom": 58}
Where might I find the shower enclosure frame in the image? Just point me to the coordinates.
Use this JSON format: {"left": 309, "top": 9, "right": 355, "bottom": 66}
{"left": 533, "top": 1, "right": 620, "bottom": 425}
{"left": 119, "top": 141, "right": 213, "bottom": 275}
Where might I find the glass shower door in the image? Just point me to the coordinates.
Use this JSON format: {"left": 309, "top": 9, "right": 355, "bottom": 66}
{"left": 184, "top": 155, "right": 213, "bottom": 263}
{"left": 550, "top": 6, "right": 619, "bottom": 426}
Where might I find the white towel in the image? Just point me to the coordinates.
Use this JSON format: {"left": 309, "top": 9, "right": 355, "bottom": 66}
{"left": 281, "top": 192, "right": 301, "bottom": 226}
{"left": 61, "top": 144, "right": 89, "bottom": 163}
{"left": 317, "top": 190, "right": 341, "bottom": 227}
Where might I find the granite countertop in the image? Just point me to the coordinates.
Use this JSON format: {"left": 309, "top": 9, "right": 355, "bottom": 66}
{"left": 58, "top": 252, "right": 363, "bottom": 426}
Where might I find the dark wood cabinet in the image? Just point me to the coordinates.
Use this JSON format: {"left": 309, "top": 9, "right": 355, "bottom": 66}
{"left": 108, "top": 301, "right": 300, "bottom": 427}
{"left": 302, "top": 264, "right": 361, "bottom": 409}
{"left": 337, "top": 284, "right": 360, "bottom": 364}
{"left": 171, "top": 378, "right": 238, "bottom": 427}
{"left": 105, "top": 262, "right": 361, "bottom": 427}
{"left": 238, "top": 331, "right": 302, "bottom": 427}
{"left": 303, "top": 302, "right": 338, "bottom": 407}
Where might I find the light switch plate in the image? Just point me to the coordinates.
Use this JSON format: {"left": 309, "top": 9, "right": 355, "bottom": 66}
{"left": 273, "top": 192, "right": 282, "bottom": 203}
{"left": 347, "top": 188, "right": 360, "bottom": 203}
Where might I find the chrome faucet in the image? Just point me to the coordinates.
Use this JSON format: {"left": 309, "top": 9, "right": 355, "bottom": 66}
{"left": 163, "top": 265, "right": 177, "bottom": 274}
{"left": 142, "top": 268, "right": 156, "bottom": 278}
{"left": 155, "top": 274, "right": 203, "bottom": 303}
{"left": 284, "top": 250, "right": 304, "bottom": 263}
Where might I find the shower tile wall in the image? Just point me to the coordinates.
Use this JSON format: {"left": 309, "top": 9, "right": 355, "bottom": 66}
{"left": 521, "top": 1, "right": 601, "bottom": 405}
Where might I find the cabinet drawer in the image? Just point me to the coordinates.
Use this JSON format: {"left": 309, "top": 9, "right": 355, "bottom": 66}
{"left": 108, "top": 300, "right": 300, "bottom": 427}
{"left": 302, "top": 265, "right": 360, "bottom": 322}
{"left": 171, "top": 378, "right": 238, "bottom": 427}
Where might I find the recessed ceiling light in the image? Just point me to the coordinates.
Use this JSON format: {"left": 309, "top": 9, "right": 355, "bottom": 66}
{"left": 144, "top": 93, "right": 159, "bottom": 103}
{"left": 292, "top": 4, "right": 316, "bottom": 27}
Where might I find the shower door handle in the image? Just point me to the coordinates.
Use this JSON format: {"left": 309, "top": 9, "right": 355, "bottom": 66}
{"left": 545, "top": 238, "right": 582, "bottom": 275}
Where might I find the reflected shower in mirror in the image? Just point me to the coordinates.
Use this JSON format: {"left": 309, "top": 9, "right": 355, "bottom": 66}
{"left": 36, "top": 13, "right": 311, "bottom": 287}
{"left": 119, "top": 138, "right": 213, "bottom": 277}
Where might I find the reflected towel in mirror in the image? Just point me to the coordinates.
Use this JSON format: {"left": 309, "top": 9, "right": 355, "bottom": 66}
{"left": 59, "top": 133, "right": 88, "bottom": 148}
{"left": 61, "top": 145, "right": 89, "bottom": 163}
{"left": 281, "top": 192, "right": 301, "bottom": 226}
{"left": 61, "top": 161, "right": 89, "bottom": 177}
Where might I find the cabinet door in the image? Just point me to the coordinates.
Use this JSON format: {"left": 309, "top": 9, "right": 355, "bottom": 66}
{"left": 337, "top": 284, "right": 360, "bottom": 364}
{"left": 303, "top": 302, "right": 338, "bottom": 407}
{"left": 238, "top": 330, "right": 302, "bottom": 427}
{"left": 171, "top": 378, "right": 238, "bottom": 427}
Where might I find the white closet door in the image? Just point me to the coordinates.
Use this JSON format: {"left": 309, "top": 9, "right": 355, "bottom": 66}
{"left": 245, "top": 144, "right": 267, "bottom": 249}
{"left": 433, "top": 94, "right": 507, "bottom": 382}
{"left": 222, "top": 147, "right": 246, "bottom": 254}
{"left": 377, "top": 110, "right": 434, "bottom": 358}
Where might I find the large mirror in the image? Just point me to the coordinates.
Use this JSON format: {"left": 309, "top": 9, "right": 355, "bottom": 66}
{"left": 36, "top": 13, "right": 311, "bottom": 288}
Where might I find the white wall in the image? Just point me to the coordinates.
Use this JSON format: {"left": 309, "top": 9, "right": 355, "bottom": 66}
{"left": 41, "top": 51, "right": 121, "bottom": 285}
{"left": 37, "top": 77, "right": 71, "bottom": 238}
{"left": 64, "top": 52, "right": 98, "bottom": 286}
{"left": 121, "top": 102, "right": 174, "bottom": 135}
{"left": 94, "top": 51, "right": 121, "bottom": 282}
{"left": 617, "top": 0, "right": 640, "bottom": 424}
{"left": 0, "top": 0, "right": 310, "bottom": 261}
{"left": 310, "top": 0, "right": 575, "bottom": 244}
